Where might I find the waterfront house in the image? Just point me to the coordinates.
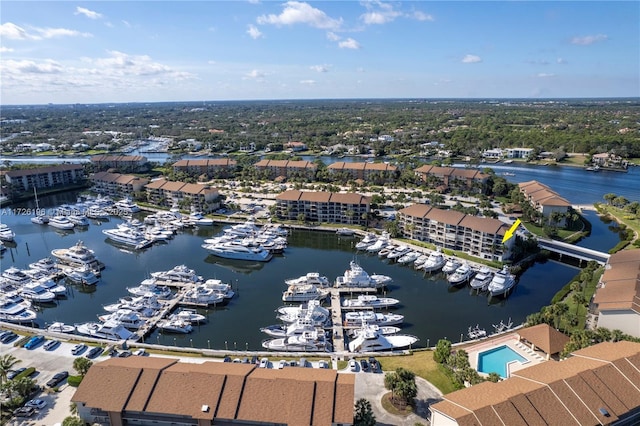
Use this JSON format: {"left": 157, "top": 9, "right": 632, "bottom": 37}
{"left": 414, "top": 165, "right": 489, "bottom": 193}
{"left": 72, "top": 357, "right": 354, "bottom": 426}
{"left": 327, "top": 161, "right": 397, "bottom": 184}
{"left": 91, "top": 155, "right": 149, "bottom": 173}
{"left": 275, "top": 190, "right": 370, "bottom": 225}
{"left": 145, "top": 178, "right": 219, "bottom": 213}
{"left": 504, "top": 147, "right": 534, "bottom": 159}
{"left": 430, "top": 340, "right": 640, "bottom": 426}
{"left": 253, "top": 159, "right": 317, "bottom": 181}
{"left": 518, "top": 180, "right": 571, "bottom": 226}
{"left": 593, "top": 249, "right": 640, "bottom": 338}
{"left": 3, "top": 164, "right": 86, "bottom": 193}
{"left": 172, "top": 158, "right": 237, "bottom": 178}
{"left": 91, "top": 171, "right": 149, "bottom": 199}
{"left": 398, "top": 204, "right": 511, "bottom": 261}
{"left": 286, "top": 141, "right": 307, "bottom": 152}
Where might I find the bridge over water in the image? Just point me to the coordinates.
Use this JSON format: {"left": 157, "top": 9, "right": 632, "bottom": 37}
{"left": 537, "top": 238, "right": 610, "bottom": 265}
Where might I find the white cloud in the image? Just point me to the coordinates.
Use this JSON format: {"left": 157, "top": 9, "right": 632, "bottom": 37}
{"left": 244, "top": 69, "right": 266, "bottom": 79}
{"left": 571, "top": 34, "right": 608, "bottom": 45}
{"left": 0, "top": 46, "right": 14, "bottom": 53}
{"left": 2, "top": 59, "right": 63, "bottom": 74}
{"left": 207, "top": 60, "right": 217, "bottom": 65}
{"left": 360, "top": 2, "right": 433, "bottom": 24}
{"left": 412, "top": 11, "right": 434, "bottom": 22}
{"left": 326, "top": 31, "right": 340, "bottom": 42}
{"left": 248, "top": 0, "right": 261, "bottom": 4}
{"left": 537, "top": 73, "right": 555, "bottom": 78}
{"left": 310, "top": 64, "right": 329, "bottom": 72}
{"left": 339, "top": 38, "right": 361, "bottom": 49}
{"left": 75, "top": 7, "right": 102, "bottom": 20}
{"left": 36, "top": 27, "right": 92, "bottom": 39}
{"left": 257, "top": 1, "right": 342, "bottom": 30}
{"left": 0, "top": 22, "right": 91, "bottom": 40}
{"left": 122, "top": 20, "right": 132, "bottom": 28}
{"left": 361, "top": 10, "right": 401, "bottom": 25}
{"left": 0, "top": 23, "right": 34, "bottom": 40}
{"left": 300, "top": 79, "right": 315, "bottom": 85}
{"left": 247, "top": 24, "right": 263, "bottom": 39}
{"left": 557, "top": 57, "right": 567, "bottom": 64}
{"left": 462, "top": 54, "right": 482, "bottom": 63}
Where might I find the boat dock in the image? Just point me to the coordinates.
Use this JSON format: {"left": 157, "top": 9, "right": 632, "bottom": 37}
{"left": 133, "top": 288, "right": 186, "bottom": 340}
{"left": 328, "top": 286, "right": 377, "bottom": 354}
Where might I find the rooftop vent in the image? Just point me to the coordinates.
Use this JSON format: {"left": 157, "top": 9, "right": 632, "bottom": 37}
{"left": 598, "top": 407, "right": 610, "bottom": 417}
{"left": 201, "top": 405, "right": 210, "bottom": 413}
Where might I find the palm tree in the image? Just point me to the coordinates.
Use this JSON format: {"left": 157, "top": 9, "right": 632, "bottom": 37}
{"left": 0, "top": 354, "right": 20, "bottom": 383}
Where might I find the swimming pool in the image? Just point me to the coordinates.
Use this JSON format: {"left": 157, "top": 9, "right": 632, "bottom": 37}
{"left": 477, "top": 345, "right": 527, "bottom": 378}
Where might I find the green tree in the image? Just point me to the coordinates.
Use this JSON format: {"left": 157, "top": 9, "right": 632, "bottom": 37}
{"left": 433, "top": 339, "right": 452, "bottom": 364}
{"left": 384, "top": 368, "right": 417, "bottom": 407}
{"left": 487, "top": 372, "right": 501, "bottom": 383}
{"left": 62, "top": 416, "right": 84, "bottom": 426}
{"left": 603, "top": 193, "right": 616, "bottom": 205}
{"left": 0, "top": 354, "right": 20, "bottom": 383}
{"left": 73, "top": 357, "right": 93, "bottom": 377}
{"left": 353, "top": 398, "right": 376, "bottom": 426}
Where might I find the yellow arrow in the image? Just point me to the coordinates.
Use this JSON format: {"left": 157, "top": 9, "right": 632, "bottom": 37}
{"left": 502, "top": 218, "right": 521, "bottom": 244}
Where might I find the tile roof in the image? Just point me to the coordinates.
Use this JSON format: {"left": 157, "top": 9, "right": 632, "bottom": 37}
{"left": 517, "top": 323, "right": 570, "bottom": 355}
{"left": 275, "top": 189, "right": 370, "bottom": 205}
{"left": 593, "top": 249, "right": 640, "bottom": 314}
{"left": 399, "top": 204, "right": 505, "bottom": 235}
{"left": 6, "top": 164, "right": 84, "bottom": 177}
{"left": 327, "top": 161, "right": 396, "bottom": 171}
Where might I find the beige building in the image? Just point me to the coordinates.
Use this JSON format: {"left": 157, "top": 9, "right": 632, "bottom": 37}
{"left": 91, "top": 172, "right": 150, "bottom": 199}
{"left": 275, "top": 190, "right": 370, "bottom": 225}
{"left": 398, "top": 204, "right": 511, "bottom": 261}
{"left": 414, "top": 165, "right": 489, "bottom": 193}
{"left": 91, "top": 155, "right": 149, "bottom": 172}
{"left": 172, "top": 158, "right": 237, "bottom": 177}
{"left": 593, "top": 249, "right": 640, "bottom": 338}
{"left": 519, "top": 180, "right": 571, "bottom": 226}
{"left": 3, "top": 164, "right": 86, "bottom": 192}
{"left": 72, "top": 357, "right": 354, "bottom": 426}
{"left": 430, "top": 340, "right": 640, "bottom": 426}
{"left": 145, "top": 178, "right": 219, "bottom": 212}
{"left": 253, "top": 159, "right": 317, "bottom": 180}
{"left": 327, "top": 161, "right": 397, "bottom": 183}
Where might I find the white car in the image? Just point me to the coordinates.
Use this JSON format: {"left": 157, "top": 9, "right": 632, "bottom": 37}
{"left": 133, "top": 348, "right": 146, "bottom": 356}
{"left": 277, "top": 360, "right": 287, "bottom": 369}
{"left": 318, "top": 360, "right": 329, "bottom": 369}
{"left": 348, "top": 359, "right": 358, "bottom": 372}
{"left": 259, "top": 358, "right": 269, "bottom": 368}
{"left": 71, "top": 343, "right": 87, "bottom": 355}
{"left": 25, "top": 399, "right": 47, "bottom": 410}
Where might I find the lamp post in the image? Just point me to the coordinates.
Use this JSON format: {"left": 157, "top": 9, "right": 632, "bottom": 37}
{"left": 207, "top": 340, "right": 210, "bottom": 349}
{"left": 225, "top": 341, "right": 228, "bottom": 350}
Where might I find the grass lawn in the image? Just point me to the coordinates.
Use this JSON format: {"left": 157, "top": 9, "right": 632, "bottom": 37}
{"left": 377, "top": 350, "right": 458, "bottom": 394}
{"left": 595, "top": 204, "right": 640, "bottom": 244}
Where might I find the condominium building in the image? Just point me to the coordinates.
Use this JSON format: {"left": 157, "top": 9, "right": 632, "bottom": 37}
{"left": 91, "top": 171, "right": 149, "bottom": 199}
{"left": 253, "top": 159, "right": 317, "bottom": 180}
{"left": 275, "top": 190, "right": 370, "bottom": 225}
{"left": 414, "top": 165, "right": 489, "bottom": 193}
{"left": 72, "top": 357, "right": 354, "bottom": 426}
{"left": 172, "top": 158, "right": 237, "bottom": 177}
{"left": 3, "top": 164, "right": 86, "bottom": 192}
{"left": 326, "top": 162, "right": 397, "bottom": 183}
{"left": 145, "top": 178, "right": 219, "bottom": 212}
{"left": 398, "top": 204, "right": 511, "bottom": 261}
{"left": 90, "top": 155, "right": 149, "bottom": 173}
{"left": 519, "top": 180, "right": 571, "bottom": 226}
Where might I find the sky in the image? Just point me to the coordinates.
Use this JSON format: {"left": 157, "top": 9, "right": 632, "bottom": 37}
{"left": 1, "top": 1, "right": 638, "bottom": 105}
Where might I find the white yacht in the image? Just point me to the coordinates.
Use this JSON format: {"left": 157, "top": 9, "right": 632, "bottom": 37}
{"left": 260, "top": 316, "right": 319, "bottom": 337}
{"left": 2, "top": 267, "right": 32, "bottom": 287}
{"left": 224, "top": 218, "right": 260, "bottom": 237}
{"left": 344, "top": 311, "right": 404, "bottom": 327}
{"left": 202, "top": 279, "right": 235, "bottom": 299}
{"left": 33, "top": 276, "right": 67, "bottom": 296}
{"left": 387, "top": 245, "right": 411, "bottom": 261}
{"left": 156, "top": 317, "right": 193, "bottom": 333}
{"left": 336, "top": 227, "right": 355, "bottom": 236}
{"left": 19, "top": 282, "right": 57, "bottom": 303}
{"left": 0, "top": 224, "right": 16, "bottom": 241}
{"left": 75, "top": 320, "right": 136, "bottom": 341}
{"left": 103, "top": 227, "right": 152, "bottom": 250}
{"left": 202, "top": 241, "right": 272, "bottom": 262}
{"left": 420, "top": 249, "right": 446, "bottom": 273}
{"left": 186, "top": 211, "right": 214, "bottom": 226}
{"left": 28, "top": 257, "right": 59, "bottom": 276}
{"left": 282, "top": 284, "right": 329, "bottom": 302}
{"left": 413, "top": 253, "right": 429, "bottom": 269}
{"left": 470, "top": 266, "right": 494, "bottom": 291}
{"left": 103, "top": 294, "right": 163, "bottom": 316}
{"left": 284, "top": 272, "right": 331, "bottom": 288}
{"left": 335, "top": 261, "right": 392, "bottom": 289}
{"left": 366, "top": 233, "right": 390, "bottom": 253}
{"left": 0, "top": 297, "right": 37, "bottom": 323}
{"left": 447, "top": 263, "right": 475, "bottom": 286}
{"left": 51, "top": 241, "right": 101, "bottom": 270}
{"left": 68, "top": 214, "right": 90, "bottom": 227}
{"left": 342, "top": 295, "right": 400, "bottom": 309}
{"left": 98, "top": 309, "right": 146, "bottom": 330}
{"left": 398, "top": 250, "right": 421, "bottom": 265}
{"left": 262, "top": 330, "right": 332, "bottom": 352}
{"left": 113, "top": 198, "right": 141, "bottom": 213}
{"left": 348, "top": 323, "right": 418, "bottom": 352}
{"left": 48, "top": 215, "right": 75, "bottom": 230}
{"left": 487, "top": 266, "right": 517, "bottom": 297}
{"left": 63, "top": 265, "right": 99, "bottom": 285}
{"left": 442, "top": 258, "right": 461, "bottom": 274}
{"left": 172, "top": 308, "right": 207, "bottom": 324}
{"left": 347, "top": 324, "right": 402, "bottom": 338}
{"left": 127, "top": 279, "right": 173, "bottom": 299}
{"left": 276, "top": 300, "right": 331, "bottom": 326}
{"left": 355, "top": 233, "right": 377, "bottom": 250}
{"left": 47, "top": 322, "right": 75, "bottom": 333}
{"left": 151, "top": 264, "right": 203, "bottom": 285}
{"left": 182, "top": 285, "right": 225, "bottom": 305}
{"left": 31, "top": 187, "right": 49, "bottom": 224}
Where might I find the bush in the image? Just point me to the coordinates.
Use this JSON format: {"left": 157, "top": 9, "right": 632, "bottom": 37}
{"left": 67, "top": 375, "right": 83, "bottom": 387}
{"left": 14, "top": 367, "right": 36, "bottom": 380}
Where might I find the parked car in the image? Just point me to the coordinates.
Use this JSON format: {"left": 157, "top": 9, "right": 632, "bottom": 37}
{"left": 86, "top": 346, "right": 103, "bottom": 359}
{"left": 318, "top": 360, "right": 329, "bottom": 369}
{"left": 348, "top": 358, "right": 358, "bottom": 372}
{"left": 133, "top": 348, "right": 146, "bottom": 356}
{"left": 24, "top": 335, "right": 45, "bottom": 349}
{"left": 118, "top": 350, "right": 132, "bottom": 358}
{"left": 25, "top": 399, "right": 47, "bottom": 410}
{"left": 43, "top": 339, "right": 60, "bottom": 351}
{"left": 223, "top": 356, "right": 231, "bottom": 363}
{"left": 0, "top": 331, "right": 18, "bottom": 343}
{"left": 277, "top": 360, "right": 287, "bottom": 369}
{"left": 259, "top": 358, "right": 269, "bottom": 368}
{"left": 7, "top": 368, "right": 26, "bottom": 380}
{"left": 359, "top": 359, "right": 369, "bottom": 372}
{"left": 13, "top": 407, "right": 36, "bottom": 418}
{"left": 71, "top": 343, "right": 87, "bottom": 355}
{"left": 46, "top": 371, "right": 68, "bottom": 388}
{"left": 368, "top": 357, "right": 378, "bottom": 372}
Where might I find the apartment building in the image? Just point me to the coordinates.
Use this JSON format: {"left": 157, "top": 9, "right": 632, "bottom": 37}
{"left": 172, "top": 158, "right": 237, "bottom": 177}
{"left": 326, "top": 161, "right": 397, "bottom": 183}
{"left": 398, "top": 204, "right": 511, "bottom": 261}
{"left": 253, "top": 159, "right": 317, "bottom": 180}
{"left": 72, "top": 357, "right": 354, "bottom": 426}
{"left": 3, "top": 164, "right": 86, "bottom": 192}
{"left": 414, "top": 165, "right": 489, "bottom": 193}
{"left": 519, "top": 180, "right": 571, "bottom": 226}
{"left": 145, "top": 178, "right": 219, "bottom": 212}
{"left": 91, "top": 171, "right": 149, "bottom": 199}
{"left": 275, "top": 190, "right": 370, "bottom": 225}
{"left": 90, "top": 155, "right": 149, "bottom": 173}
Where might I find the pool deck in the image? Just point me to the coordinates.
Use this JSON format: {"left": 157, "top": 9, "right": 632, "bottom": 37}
{"left": 464, "top": 332, "right": 547, "bottom": 377}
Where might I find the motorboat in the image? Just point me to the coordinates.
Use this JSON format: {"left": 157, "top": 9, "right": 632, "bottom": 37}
{"left": 420, "top": 249, "right": 446, "bottom": 273}
{"left": 1, "top": 267, "right": 32, "bottom": 287}
{"left": 48, "top": 215, "right": 75, "bottom": 230}
{"left": 336, "top": 227, "right": 355, "bottom": 236}
{"left": 397, "top": 250, "right": 420, "bottom": 265}
{"left": 284, "top": 272, "right": 331, "bottom": 288}
{"left": 276, "top": 300, "right": 331, "bottom": 326}
{"left": 28, "top": 257, "right": 59, "bottom": 276}
{"left": 335, "top": 260, "right": 392, "bottom": 289}
{"left": 30, "top": 187, "right": 50, "bottom": 224}
{"left": 260, "top": 316, "right": 319, "bottom": 337}
{"left": 0, "top": 297, "right": 37, "bottom": 323}
{"left": 33, "top": 276, "right": 67, "bottom": 296}
{"left": 47, "top": 322, "right": 75, "bottom": 333}
{"left": 127, "top": 279, "right": 173, "bottom": 299}
{"left": 447, "top": 263, "right": 475, "bottom": 286}
{"left": 103, "top": 294, "right": 163, "bottom": 316}
{"left": 63, "top": 265, "right": 99, "bottom": 285}
{"left": 467, "top": 324, "right": 487, "bottom": 339}
{"left": 151, "top": 264, "right": 203, "bottom": 285}
{"left": 113, "top": 198, "right": 141, "bottom": 214}
{"left": 344, "top": 311, "right": 404, "bottom": 327}
{"left": 202, "top": 279, "right": 235, "bottom": 299}
{"left": 282, "top": 284, "right": 329, "bottom": 302}
{"left": 366, "top": 234, "right": 390, "bottom": 253}
{"left": 186, "top": 211, "right": 214, "bottom": 226}
{"left": 51, "top": 241, "right": 101, "bottom": 270}
{"left": 487, "top": 266, "right": 517, "bottom": 297}
{"left": 102, "top": 227, "right": 152, "bottom": 250}
{"left": 182, "top": 285, "right": 225, "bottom": 305}
{"left": 19, "top": 282, "right": 57, "bottom": 303}
{"left": 348, "top": 323, "right": 418, "bottom": 352}
{"left": 442, "top": 258, "right": 461, "bottom": 274}
{"left": 202, "top": 241, "right": 272, "bottom": 262}
{"left": 347, "top": 324, "right": 402, "bottom": 338}
{"left": 387, "top": 245, "right": 411, "bottom": 261}
{"left": 172, "top": 308, "right": 207, "bottom": 324}
{"left": 75, "top": 320, "right": 136, "bottom": 341}
{"left": 224, "top": 218, "right": 260, "bottom": 237}
{"left": 378, "top": 245, "right": 396, "bottom": 258}
{"left": 0, "top": 224, "right": 16, "bottom": 241}
{"left": 342, "top": 295, "right": 400, "bottom": 309}
{"left": 98, "top": 309, "right": 146, "bottom": 329}
{"left": 355, "top": 233, "right": 377, "bottom": 250}
{"left": 262, "top": 329, "right": 332, "bottom": 352}
{"left": 470, "top": 266, "right": 494, "bottom": 291}
{"left": 85, "top": 206, "right": 110, "bottom": 219}
{"left": 156, "top": 317, "right": 193, "bottom": 333}
{"left": 68, "top": 214, "right": 90, "bottom": 227}
{"left": 413, "top": 253, "right": 429, "bottom": 269}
